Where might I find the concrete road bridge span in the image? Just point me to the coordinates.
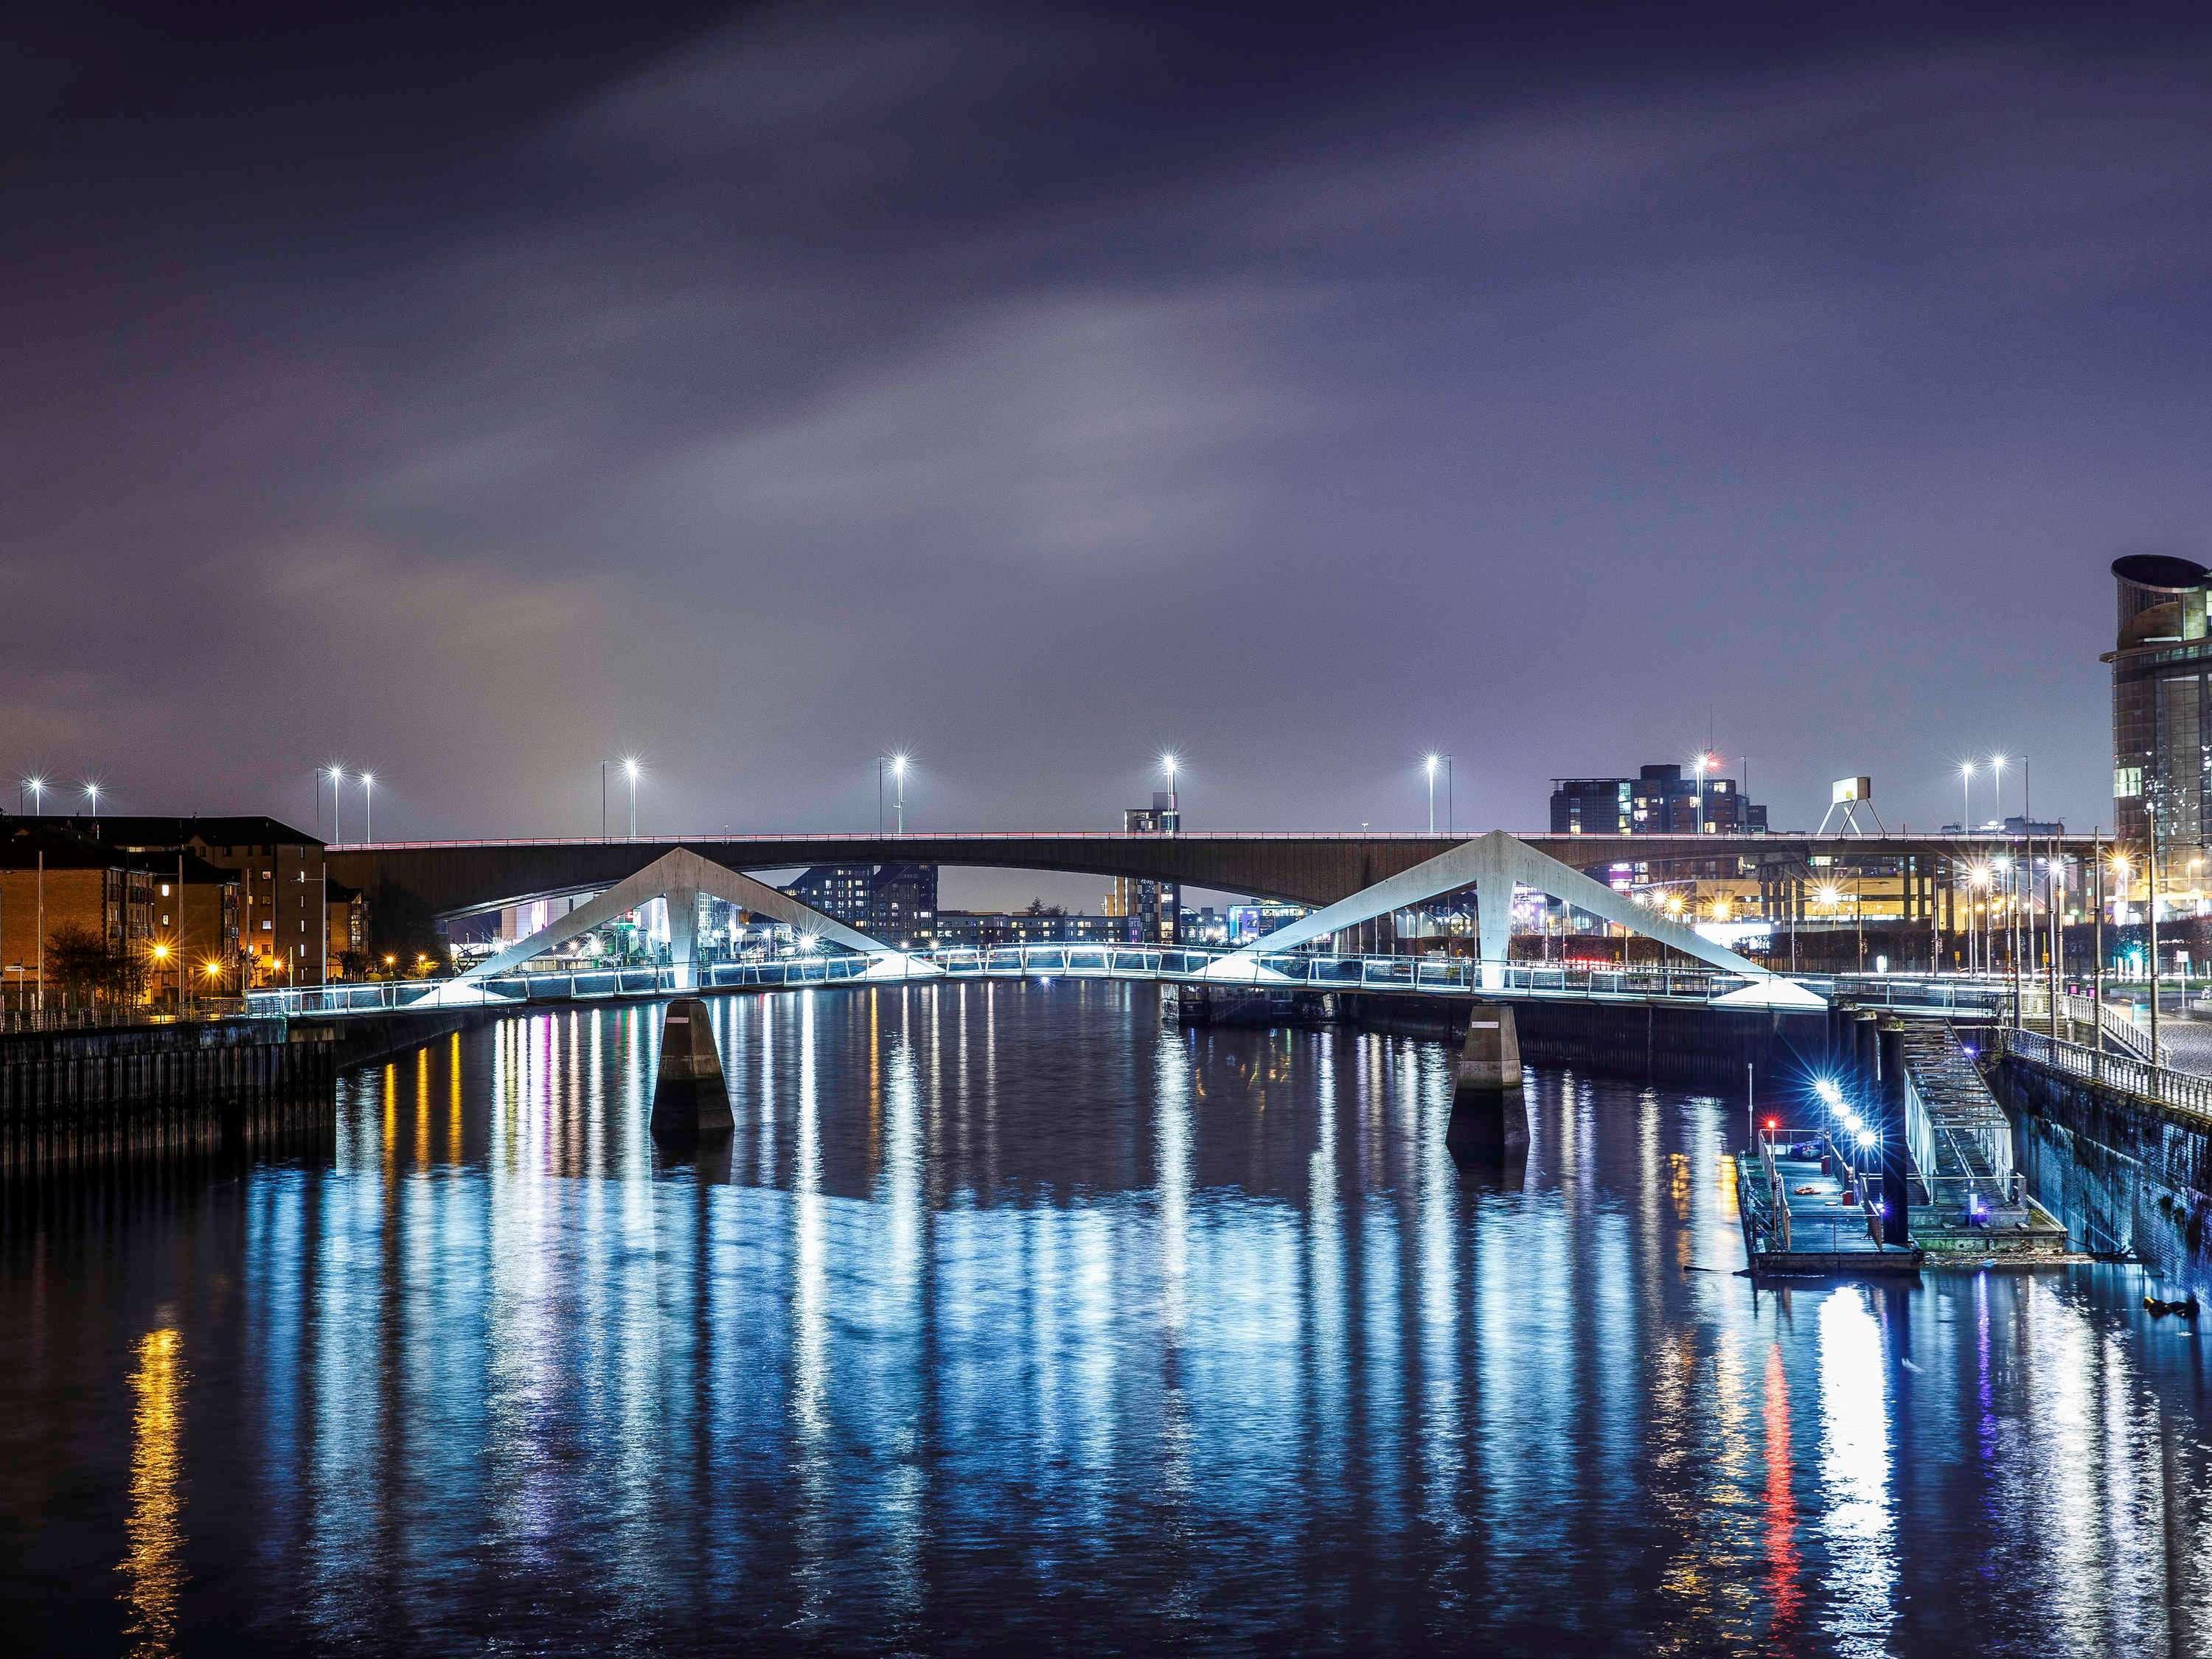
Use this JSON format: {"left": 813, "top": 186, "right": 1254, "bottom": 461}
{"left": 328, "top": 828, "right": 2101, "bottom": 922}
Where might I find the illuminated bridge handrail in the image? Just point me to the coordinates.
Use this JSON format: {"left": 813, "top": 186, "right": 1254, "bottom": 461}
{"left": 243, "top": 953, "right": 2026, "bottom": 1020}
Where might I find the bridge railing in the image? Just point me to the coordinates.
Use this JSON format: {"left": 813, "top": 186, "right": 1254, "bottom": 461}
{"left": 243, "top": 948, "right": 2020, "bottom": 1021}
{"left": 1994, "top": 1026, "right": 2212, "bottom": 1122}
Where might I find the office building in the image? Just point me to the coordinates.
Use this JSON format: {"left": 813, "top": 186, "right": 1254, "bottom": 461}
{"left": 1549, "top": 764, "right": 1767, "bottom": 836}
{"left": 2107, "top": 554, "right": 2212, "bottom": 855}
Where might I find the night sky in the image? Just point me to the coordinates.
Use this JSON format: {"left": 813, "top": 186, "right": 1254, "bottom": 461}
{"left": 7, "top": 3, "right": 2210, "bottom": 902}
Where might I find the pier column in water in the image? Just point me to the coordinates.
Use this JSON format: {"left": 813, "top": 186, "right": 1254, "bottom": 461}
{"left": 1448, "top": 1001, "right": 1528, "bottom": 1153}
{"left": 650, "top": 998, "right": 733, "bottom": 1142}
{"left": 1875, "top": 1019, "right": 1913, "bottom": 1244}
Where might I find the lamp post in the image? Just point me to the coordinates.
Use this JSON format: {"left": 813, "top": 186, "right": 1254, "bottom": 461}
{"left": 1161, "top": 754, "right": 1180, "bottom": 829}
{"left": 624, "top": 757, "right": 640, "bottom": 838}
{"left": 2095, "top": 837, "right": 2108, "bottom": 1056}
{"left": 1693, "top": 753, "right": 1710, "bottom": 837}
{"left": 327, "top": 766, "right": 344, "bottom": 845}
{"left": 891, "top": 753, "right": 908, "bottom": 835}
{"left": 2149, "top": 796, "right": 2163, "bottom": 1058}
{"left": 361, "top": 773, "right": 375, "bottom": 844}
{"left": 1425, "top": 754, "right": 1439, "bottom": 835}
{"left": 1960, "top": 761, "right": 1974, "bottom": 837}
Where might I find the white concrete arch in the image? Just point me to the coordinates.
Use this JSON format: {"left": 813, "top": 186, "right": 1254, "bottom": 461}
{"left": 454, "top": 846, "right": 929, "bottom": 989}
{"left": 1220, "top": 830, "right": 1823, "bottom": 1007}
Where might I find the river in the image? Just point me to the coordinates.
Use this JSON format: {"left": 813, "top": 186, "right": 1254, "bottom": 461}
{"left": 1, "top": 981, "right": 2207, "bottom": 1655}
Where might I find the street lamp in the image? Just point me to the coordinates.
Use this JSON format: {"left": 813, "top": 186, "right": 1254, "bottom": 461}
{"left": 1692, "top": 753, "right": 1711, "bottom": 836}
{"left": 326, "top": 765, "right": 345, "bottom": 844}
{"left": 1161, "top": 753, "right": 1180, "bottom": 824}
{"left": 891, "top": 752, "right": 909, "bottom": 835}
{"left": 83, "top": 780, "right": 101, "bottom": 826}
{"left": 1424, "top": 754, "right": 1440, "bottom": 834}
{"left": 18, "top": 775, "right": 43, "bottom": 815}
{"left": 361, "top": 772, "right": 375, "bottom": 843}
{"left": 623, "top": 757, "right": 641, "bottom": 838}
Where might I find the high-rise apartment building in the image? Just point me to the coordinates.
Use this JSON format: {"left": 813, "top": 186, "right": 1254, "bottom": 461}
{"left": 782, "top": 863, "right": 939, "bottom": 948}
{"left": 1107, "top": 794, "right": 1180, "bottom": 944}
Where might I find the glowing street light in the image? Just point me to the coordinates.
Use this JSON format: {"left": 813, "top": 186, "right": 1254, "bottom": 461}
{"left": 623, "top": 757, "right": 641, "bottom": 838}
{"left": 1960, "top": 761, "right": 1975, "bottom": 835}
{"left": 83, "top": 780, "right": 101, "bottom": 818}
{"left": 361, "top": 772, "right": 375, "bottom": 844}
{"left": 1160, "top": 753, "right": 1180, "bottom": 826}
{"left": 18, "top": 775, "right": 43, "bottom": 815}
{"left": 1425, "top": 754, "right": 1440, "bottom": 835}
{"left": 1692, "top": 752, "right": 1717, "bottom": 835}
{"left": 891, "top": 752, "right": 909, "bottom": 835}
{"left": 326, "top": 765, "right": 346, "bottom": 844}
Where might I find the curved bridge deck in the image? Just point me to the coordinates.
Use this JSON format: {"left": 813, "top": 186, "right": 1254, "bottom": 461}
{"left": 246, "top": 949, "right": 2010, "bottom": 1021}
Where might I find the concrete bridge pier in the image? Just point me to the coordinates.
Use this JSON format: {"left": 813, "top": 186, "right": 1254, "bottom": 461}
{"left": 1874, "top": 1019, "right": 1913, "bottom": 1242}
{"left": 650, "top": 998, "right": 733, "bottom": 1142}
{"left": 1448, "top": 1002, "right": 1528, "bottom": 1159}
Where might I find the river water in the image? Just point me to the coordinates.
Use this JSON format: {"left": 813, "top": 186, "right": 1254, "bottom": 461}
{"left": 3, "top": 982, "right": 2209, "bottom": 1656}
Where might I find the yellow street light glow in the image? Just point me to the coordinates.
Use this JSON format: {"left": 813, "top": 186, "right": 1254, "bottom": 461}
{"left": 151, "top": 944, "right": 169, "bottom": 961}
{"left": 202, "top": 960, "right": 222, "bottom": 978}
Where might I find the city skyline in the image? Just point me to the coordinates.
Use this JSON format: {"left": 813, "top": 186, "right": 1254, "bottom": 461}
{"left": 7, "top": 2, "right": 2206, "bottom": 857}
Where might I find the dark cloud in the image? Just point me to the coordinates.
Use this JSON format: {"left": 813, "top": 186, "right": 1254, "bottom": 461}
{"left": 5, "top": 2, "right": 2210, "bottom": 900}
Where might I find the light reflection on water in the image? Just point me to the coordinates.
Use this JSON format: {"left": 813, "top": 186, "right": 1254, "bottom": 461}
{"left": 2, "top": 980, "right": 2211, "bottom": 1655}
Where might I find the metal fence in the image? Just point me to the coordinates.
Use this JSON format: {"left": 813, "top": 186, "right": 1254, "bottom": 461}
{"left": 0, "top": 1001, "right": 251, "bottom": 1035}
{"left": 1994, "top": 1026, "right": 2212, "bottom": 1121}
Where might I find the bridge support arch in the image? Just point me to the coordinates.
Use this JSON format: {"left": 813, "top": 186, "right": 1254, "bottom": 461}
{"left": 1222, "top": 830, "right": 1825, "bottom": 1009}
{"left": 448, "top": 846, "right": 931, "bottom": 992}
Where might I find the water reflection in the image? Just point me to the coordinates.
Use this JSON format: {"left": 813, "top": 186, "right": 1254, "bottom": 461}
{"left": 0, "top": 982, "right": 2209, "bottom": 1655}
{"left": 119, "top": 1325, "right": 186, "bottom": 1658}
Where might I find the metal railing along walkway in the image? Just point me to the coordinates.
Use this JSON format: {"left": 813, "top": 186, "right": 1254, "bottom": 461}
{"left": 1996, "top": 1026, "right": 2212, "bottom": 1122}
{"left": 240, "top": 947, "right": 2016, "bottom": 1021}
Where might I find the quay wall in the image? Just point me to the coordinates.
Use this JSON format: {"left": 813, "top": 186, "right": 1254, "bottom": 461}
{"left": 0, "top": 1007, "right": 474, "bottom": 1183}
{"left": 1991, "top": 1057, "right": 2212, "bottom": 1293}
{"left": 0, "top": 1020, "right": 337, "bottom": 1182}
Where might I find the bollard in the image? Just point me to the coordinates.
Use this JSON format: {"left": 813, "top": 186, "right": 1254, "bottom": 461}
{"left": 650, "top": 998, "right": 734, "bottom": 1142}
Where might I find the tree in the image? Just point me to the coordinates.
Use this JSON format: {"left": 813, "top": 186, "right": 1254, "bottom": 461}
{"left": 46, "top": 923, "right": 147, "bottom": 1007}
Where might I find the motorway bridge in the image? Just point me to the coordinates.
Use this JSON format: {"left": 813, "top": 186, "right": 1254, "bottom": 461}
{"left": 329, "top": 827, "right": 2105, "bottom": 919}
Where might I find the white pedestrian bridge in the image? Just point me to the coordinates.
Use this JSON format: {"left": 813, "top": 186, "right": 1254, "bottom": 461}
{"left": 246, "top": 947, "right": 2007, "bottom": 1023}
